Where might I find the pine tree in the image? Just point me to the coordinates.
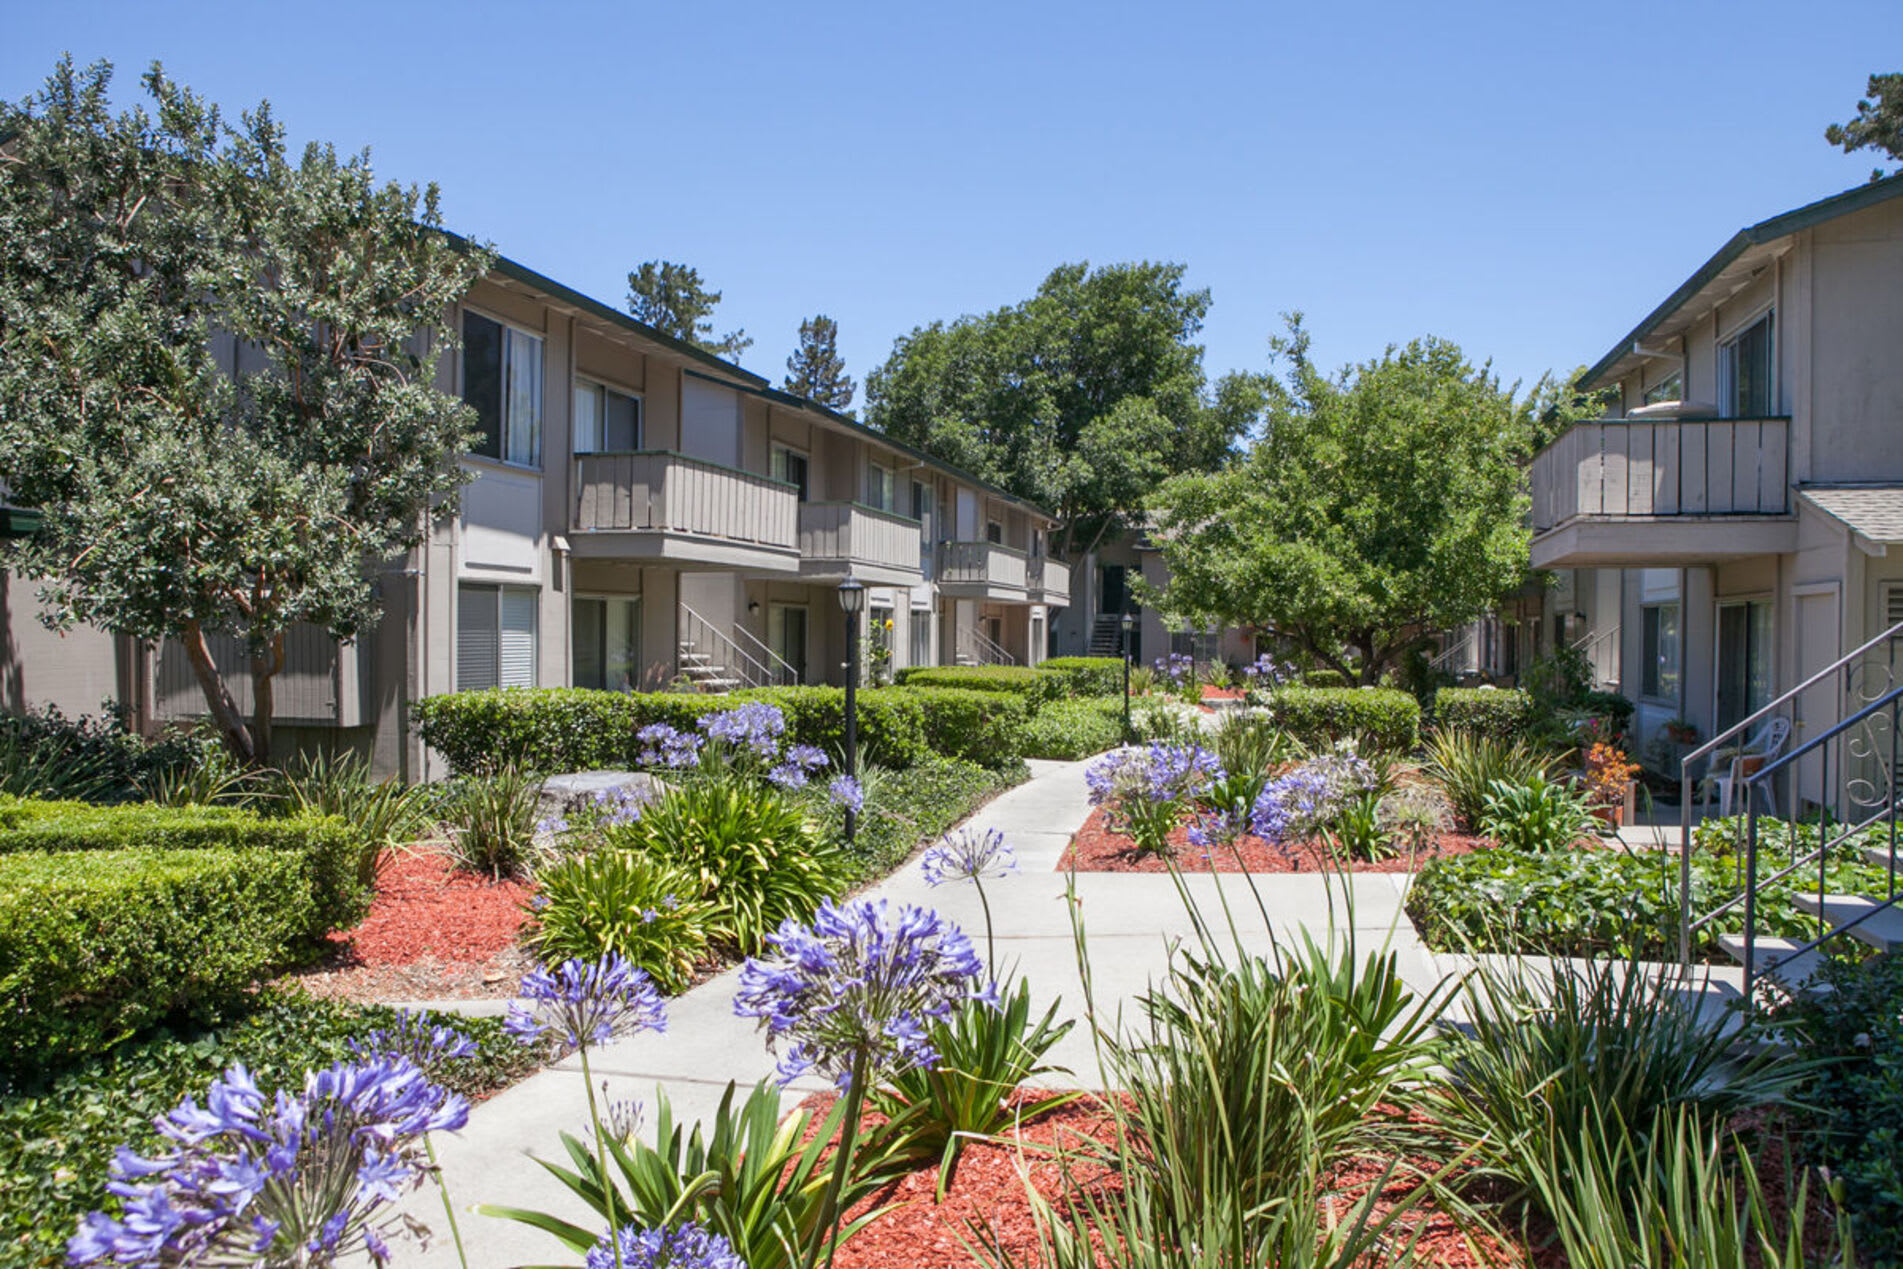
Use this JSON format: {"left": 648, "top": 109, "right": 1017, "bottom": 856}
{"left": 625, "top": 260, "right": 751, "bottom": 360}
{"left": 783, "top": 314, "right": 856, "bottom": 411}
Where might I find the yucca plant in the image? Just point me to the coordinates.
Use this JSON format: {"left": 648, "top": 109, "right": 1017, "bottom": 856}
{"left": 271, "top": 749, "right": 439, "bottom": 886}
{"left": 482, "top": 1082, "right": 904, "bottom": 1269}
{"left": 871, "top": 976, "right": 1076, "bottom": 1196}
{"left": 607, "top": 780, "right": 850, "bottom": 954}
{"left": 1422, "top": 728, "right": 1559, "bottom": 829}
{"left": 1531, "top": 1103, "right": 1852, "bottom": 1269}
{"left": 1425, "top": 952, "right": 1808, "bottom": 1210}
{"left": 531, "top": 851, "right": 718, "bottom": 993}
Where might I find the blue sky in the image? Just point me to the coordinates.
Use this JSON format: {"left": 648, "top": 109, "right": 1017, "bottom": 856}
{"left": 6, "top": 1, "right": 1899, "bottom": 405}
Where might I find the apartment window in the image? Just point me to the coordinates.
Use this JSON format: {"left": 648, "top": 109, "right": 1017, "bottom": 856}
{"left": 1640, "top": 602, "right": 1681, "bottom": 701}
{"left": 865, "top": 460, "right": 894, "bottom": 511}
{"left": 574, "top": 380, "right": 641, "bottom": 453}
{"left": 773, "top": 445, "right": 811, "bottom": 500}
{"left": 1719, "top": 312, "right": 1774, "bottom": 418}
{"left": 769, "top": 605, "right": 808, "bottom": 683}
{"left": 1716, "top": 600, "right": 1773, "bottom": 732}
{"left": 985, "top": 520, "right": 1003, "bottom": 545}
{"left": 909, "top": 607, "right": 932, "bottom": 667}
{"left": 463, "top": 311, "right": 544, "bottom": 465}
{"left": 458, "top": 584, "right": 537, "bottom": 690}
{"left": 1643, "top": 371, "right": 1683, "bottom": 406}
{"left": 573, "top": 595, "right": 641, "bottom": 691}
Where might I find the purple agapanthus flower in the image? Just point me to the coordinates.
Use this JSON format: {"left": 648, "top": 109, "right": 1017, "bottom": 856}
{"left": 699, "top": 702, "right": 787, "bottom": 759}
{"left": 504, "top": 953, "right": 668, "bottom": 1051}
{"left": 1249, "top": 749, "right": 1377, "bottom": 844}
{"left": 827, "top": 774, "right": 864, "bottom": 814}
{"left": 1085, "top": 743, "right": 1223, "bottom": 809}
{"left": 766, "top": 762, "right": 810, "bottom": 790}
{"left": 346, "top": 1010, "right": 479, "bottom": 1075}
{"left": 734, "top": 898, "right": 987, "bottom": 1087}
{"left": 1240, "top": 654, "right": 1289, "bottom": 686}
{"left": 787, "top": 744, "right": 830, "bottom": 770}
{"left": 589, "top": 785, "right": 650, "bottom": 828}
{"left": 68, "top": 1059, "right": 467, "bottom": 1269}
{"left": 585, "top": 1221, "right": 745, "bottom": 1269}
{"left": 921, "top": 826, "right": 1016, "bottom": 886}
{"left": 637, "top": 724, "right": 703, "bottom": 770}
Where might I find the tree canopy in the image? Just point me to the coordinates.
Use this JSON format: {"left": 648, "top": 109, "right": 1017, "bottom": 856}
{"left": 784, "top": 313, "right": 855, "bottom": 411}
{"left": 1146, "top": 318, "right": 1542, "bottom": 684}
{"left": 0, "top": 58, "right": 491, "bottom": 761}
{"left": 625, "top": 260, "right": 752, "bottom": 360}
{"left": 864, "top": 261, "right": 1258, "bottom": 557}
{"left": 1826, "top": 72, "right": 1903, "bottom": 180}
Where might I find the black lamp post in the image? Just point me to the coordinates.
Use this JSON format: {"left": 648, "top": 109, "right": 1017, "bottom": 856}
{"left": 1120, "top": 610, "right": 1135, "bottom": 743}
{"left": 837, "top": 577, "right": 865, "bottom": 840}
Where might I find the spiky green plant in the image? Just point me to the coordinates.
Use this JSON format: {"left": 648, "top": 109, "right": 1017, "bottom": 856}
{"left": 1422, "top": 728, "right": 1558, "bottom": 829}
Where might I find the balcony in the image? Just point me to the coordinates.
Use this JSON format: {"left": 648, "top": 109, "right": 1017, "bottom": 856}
{"left": 798, "top": 502, "right": 924, "bottom": 586}
{"left": 937, "top": 541, "right": 1029, "bottom": 601}
{"left": 571, "top": 451, "right": 800, "bottom": 571}
{"left": 1027, "top": 556, "right": 1071, "bottom": 607}
{"left": 1529, "top": 417, "right": 1797, "bottom": 569}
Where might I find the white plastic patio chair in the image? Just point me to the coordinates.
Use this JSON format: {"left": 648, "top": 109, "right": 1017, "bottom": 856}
{"left": 1701, "top": 716, "right": 1791, "bottom": 818}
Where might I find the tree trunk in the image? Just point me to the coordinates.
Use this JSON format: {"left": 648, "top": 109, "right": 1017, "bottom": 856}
{"left": 181, "top": 621, "right": 257, "bottom": 764}
{"left": 1358, "top": 635, "right": 1382, "bottom": 686}
{"left": 249, "top": 630, "right": 285, "bottom": 765}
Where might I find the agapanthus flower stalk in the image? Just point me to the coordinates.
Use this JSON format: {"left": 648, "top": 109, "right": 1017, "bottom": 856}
{"left": 920, "top": 827, "right": 1016, "bottom": 976}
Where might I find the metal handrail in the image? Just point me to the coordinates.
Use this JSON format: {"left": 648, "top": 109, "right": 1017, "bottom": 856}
{"left": 731, "top": 622, "right": 801, "bottom": 686}
{"left": 1677, "top": 616, "right": 1903, "bottom": 963}
{"left": 959, "top": 625, "right": 1017, "bottom": 667}
{"left": 1430, "top": 627, "right": 1475, "bottom": 673}
{"left": 680, "top": 603, "right": 775, "bottom": 690}
{"left": 1735, "top": 681, "right": 1903, "bottom": 1002}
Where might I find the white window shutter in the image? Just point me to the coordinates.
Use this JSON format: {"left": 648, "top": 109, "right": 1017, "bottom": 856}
{"left": 500, "top": 588, "right": 538, "bottom": 687}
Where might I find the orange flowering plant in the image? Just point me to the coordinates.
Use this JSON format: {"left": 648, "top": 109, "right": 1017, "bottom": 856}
{"left": 1582, "top": 742, "right": 1639, "bottom": 809}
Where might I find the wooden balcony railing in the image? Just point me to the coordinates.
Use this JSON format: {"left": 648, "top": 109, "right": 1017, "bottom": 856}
{"left": 1027, "top": 556, "right": 1070, "bottom": 604}
{"left": 797, "top": 502, "right": 923, "bottom": 576}
{"left": 938, "top": 541, "right": 1029, "bottom": 594}
{"left": 1531, "top": 418, "right": 1791, "bottom": 533}
{"left": 573, "top": 451, "right": 798, "bottom": 548}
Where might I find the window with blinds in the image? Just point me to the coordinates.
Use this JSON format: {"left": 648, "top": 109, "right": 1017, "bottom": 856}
{"left": 462, "top": 311, "right": 544, "bottom": 466}
{"left": 457, "top": 584, "right": 538, "bottom": 691}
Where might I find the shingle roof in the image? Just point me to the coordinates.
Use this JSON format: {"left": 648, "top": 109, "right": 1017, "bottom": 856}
{"left": 1798, "top": 486, "right": 1903, "bottom": 543}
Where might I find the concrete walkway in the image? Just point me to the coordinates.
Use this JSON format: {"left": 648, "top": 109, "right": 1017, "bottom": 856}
{"left": 397, "top": 757, "right": 1458, "bottom": 1268}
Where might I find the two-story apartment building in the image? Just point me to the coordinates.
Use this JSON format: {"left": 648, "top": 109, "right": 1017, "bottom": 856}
{"left": 0, "top": 250, "right": 1069, "bottom": 779}
{"left": 1528, "top": 172, "right": 1903, "bottom": 804}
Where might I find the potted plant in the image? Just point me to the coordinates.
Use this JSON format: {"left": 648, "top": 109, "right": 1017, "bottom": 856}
{"left": 1663, "top": 717, "right": 1699, "bottom": 746}
{"left": 1583, "top": 742, "right": 1640, "bottom": 827}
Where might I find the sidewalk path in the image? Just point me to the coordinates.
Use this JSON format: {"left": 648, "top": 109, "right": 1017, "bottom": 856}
{"left": 398, "top": 758, "right": 1445, "bottom": 1267}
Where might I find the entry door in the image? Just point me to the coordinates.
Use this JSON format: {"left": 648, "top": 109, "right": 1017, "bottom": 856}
{"left": 769, "top": 605, "right": 808, "bottom": 684}
{"left": 1101, "top": 565, "right": 1128, "bottom": 615}
{"left": 1795, "top": 592, "right": 1839, "bottom": 811}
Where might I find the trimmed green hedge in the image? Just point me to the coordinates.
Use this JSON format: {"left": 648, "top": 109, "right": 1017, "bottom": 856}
{"left": 1024, "top": 698, "right": 1123, "bottom": 760}
{"left": 414, "top": 684, "right": 1030, "bottom": 774}
{"left": 826, "top": 755, "right": 1024, "bottom": 875}
{"left": 1302, "top": 669, "right": 1350, "bottom": 689}
{"left": 0, "top": 801, "right": 365, "bottom": 937}
{"left": 1434, "top": 687, "right": 1534, "bottom": 739}
{"left": 0, "top": 849, "right": 315, "bottom": 1072}
{"left": 893, "top": 665, "right": 1045, "bottom": 695}
{"left": 1038, "top": 657, "right": 1125, "bottom": 699}
{"left": 1260, "top": 686, "right": 1420, "bottom": 752}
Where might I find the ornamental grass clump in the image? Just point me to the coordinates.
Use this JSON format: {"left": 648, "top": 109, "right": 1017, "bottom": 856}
{"left": 735, "top": 896, "right": 988, "bottom": 1267}
{"left": 1085, "top": 743, "right": 1223, "bottom": 857}
{"left": 68, "top": 1058, "right": 469, "bottom": 1268}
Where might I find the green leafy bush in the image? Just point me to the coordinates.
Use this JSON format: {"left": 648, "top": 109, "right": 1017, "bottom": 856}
{"left": 1404, "top": 845, "right": 1889, "bottom": 958}
{"left": 1037, "top": 656, "right": 1125, "bottom": 698}
{"left": 1301, "top": 669, "right": 1349, "bottom": 689}
{"left": 1258, "top": 686, "right": 1419, "bottom": 753}
{"left": 0, "top": 799, "right": 365, "bottom": 936}
{"left": 607, "top": 782, "right": 848, "bottom": 954}
{"left": 531, "top": 852, "right": 717, "bottom": 993}
{"left": 0, "top": 991, "right": 535, "bottom": 1269}
{"left": 1423, "top": 728, "right": 1558, "bottom": 829}
{"left": 1023, "top": 698, "right": 1123, "bottom": 760}
{"left": 893, "top": 665, "right": 1045, "bottom": 694}
{"left": 0, "top": 706, "right": 204, "bottom": 805}
{"left": 1432, "top": 687, "right": 1533, "bottom": 739}
{"left": 0, "top": 849, "right": 315, "bottom": 1073}
{"left": 826, "top": 756, "right": 1021, "bottom": 876}
{"left": 1478, "top": 774, "right": 1596, "bottom": 853}
{"left": 1767, "top": 950, "right": 1903, "bottom": 1260}
{"left": 904, "top": 686, "right": 1031, "bottom": 768}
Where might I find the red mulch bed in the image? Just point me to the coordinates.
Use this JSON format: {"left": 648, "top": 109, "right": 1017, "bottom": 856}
{"left": 281, "top": 847, "right": 537, "bottom": 1002}
{"left": 1060, "top": 806, "right": 1489, "bottom": 873}
{"left": 801, "top": 1092, "right": 1528, "bottom": 1268}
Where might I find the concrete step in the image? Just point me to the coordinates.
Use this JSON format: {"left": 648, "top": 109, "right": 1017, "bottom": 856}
{"left": 1715, "top": 933, "right": 1829, "bottom": 993}
{"left": 1789, "top": 892, "right": 1903, "bottom": 952}
{"left": 679, "top": 654, "right": 714, "bottom": 667}
{"left": 1863, "top": 842, "right": 1903, "bottom": 872}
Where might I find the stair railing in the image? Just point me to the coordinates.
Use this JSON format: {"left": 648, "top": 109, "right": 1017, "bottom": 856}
{"left": 731, "top": 622, "right": 801, "bottom": 686}
{"left": 679, "top": 604, "right": 774, "bottom": 691}
{"left": 1677, "top": 617, "right": 1903, "bottom": 964}
{"left": 1731, "top": 682, "right": 1903, "bottom": 1003}
{"left": 958, "top": 625, "right": 1018, "bottom": 667}
{"left": 1429, "top": 627, "right": 1475, "bottom": 674}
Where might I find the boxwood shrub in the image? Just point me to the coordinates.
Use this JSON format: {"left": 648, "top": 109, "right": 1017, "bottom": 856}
{"left": 0, "top": 849, "right": 316, "bottom": 1073}
{"left": 1024, "top": 697, "right": 1124, "bottom": 760}
{"left": 1037, "top": 656, "right": 1125, "bottom": 699}
{"left": 904, "top": 687, "right": 1031, "bottom": 768}
{"left": 893, "top": 665, "right": 1046, "bottom": 695}
{"left": 1302, "top": 669, "right": 1350, "bottom": 689}
{"left": 1260, "top": 686, "right": 1419, "bottom": 752}
{"left": 1433, "top": 687, "right": 1534, "bottom": 739}
{"left": 0, "top": 801, "right": 365, "bottom": 937}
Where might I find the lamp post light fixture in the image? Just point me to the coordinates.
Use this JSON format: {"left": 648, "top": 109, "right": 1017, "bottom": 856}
{"left": 1120, "top": 610, "right": 1136, "bottom": 743}
{"left": 837, "top": 577, "right": 866, "bottom": 841}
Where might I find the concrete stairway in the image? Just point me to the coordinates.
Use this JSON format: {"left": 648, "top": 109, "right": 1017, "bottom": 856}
{"left": 1716, "top": 843, "right": 1903, "bottom": 993}
{"left": 676, "top": 640, "right": 740, "bottom": 692}
{"left": 1087, "top": 614, "right": 1122, "bottom": 656}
